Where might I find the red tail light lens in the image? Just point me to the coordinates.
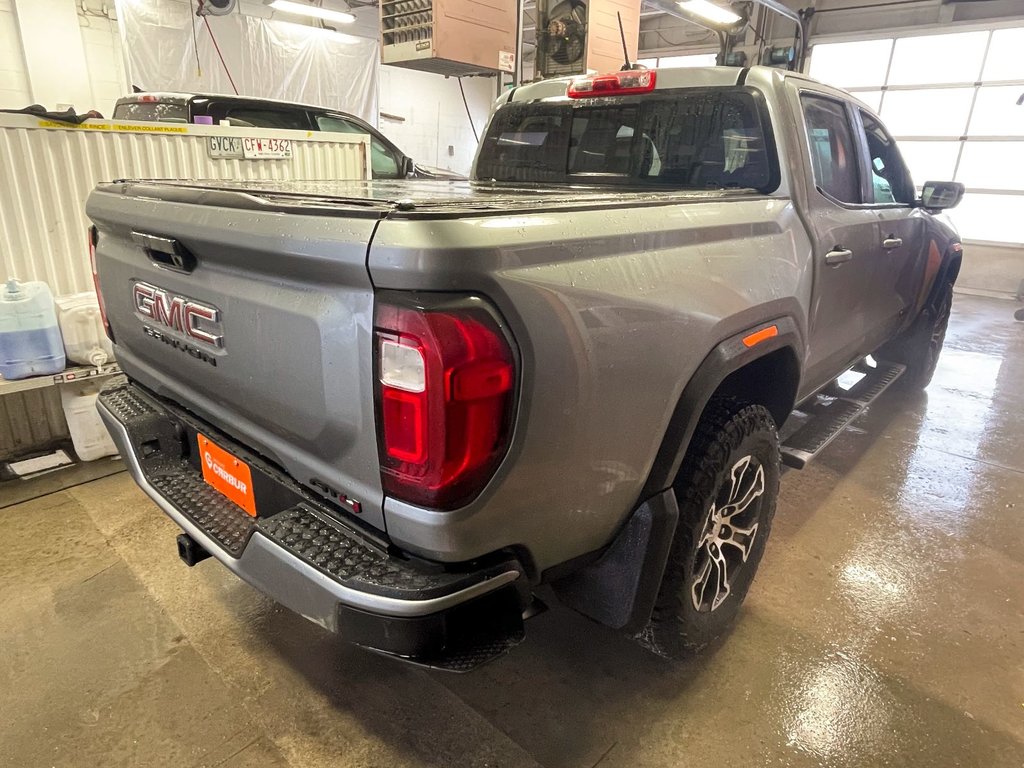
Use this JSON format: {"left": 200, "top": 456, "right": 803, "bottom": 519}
{"left": 88, "top": 226, "right": 114, "bottom": 342}
{"left": 567, "top": 69, "right": 656, "bottom": 99}
{"left": 375, "top": 296, "right": 516, "bottom": 510}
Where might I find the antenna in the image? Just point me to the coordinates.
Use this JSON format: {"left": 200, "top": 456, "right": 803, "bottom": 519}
{"left": 617, "top": 12, "right": 632, "bottom": 71}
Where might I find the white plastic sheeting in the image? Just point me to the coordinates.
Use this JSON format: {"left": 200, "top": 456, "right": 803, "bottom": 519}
{"left": 114, "top": 0, "right": 380, "bottom": 123}
{"left": 0, "top": 112, "right": 370, "bottom": 296}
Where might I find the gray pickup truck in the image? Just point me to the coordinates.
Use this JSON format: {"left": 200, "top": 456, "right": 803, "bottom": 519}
{"left": 88, "top": 66, "right": 964, "bottom": 669}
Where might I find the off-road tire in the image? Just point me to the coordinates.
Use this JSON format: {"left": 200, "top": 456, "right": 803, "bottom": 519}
{"left": 877, "top": 279, "right": 954, "bottom": 390}
{"left": 642, "top": 398, "right": 780, "bottom": 657}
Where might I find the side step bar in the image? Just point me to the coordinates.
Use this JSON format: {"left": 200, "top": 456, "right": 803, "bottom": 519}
{"left": 781, "top": 359, "right": 905, "bottom": 470}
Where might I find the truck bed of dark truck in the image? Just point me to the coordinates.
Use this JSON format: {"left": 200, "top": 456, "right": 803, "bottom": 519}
{"left": 89, "top": 66, "right": 963, "bottom": 667}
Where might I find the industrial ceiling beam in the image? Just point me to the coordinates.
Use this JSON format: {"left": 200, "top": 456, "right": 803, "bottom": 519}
{"left": 751, "top": 0, "right": 800, "bottom": 26}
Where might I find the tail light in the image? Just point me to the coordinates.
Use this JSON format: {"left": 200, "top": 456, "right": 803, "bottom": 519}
{"left": 88, "top": 226, "right": 114, "bottom": 343}
{"left": 567, "top": 69, "right": 656, "bottom": 99}
{"left": 374, "top": 295, "right": 516, "bottom": 510}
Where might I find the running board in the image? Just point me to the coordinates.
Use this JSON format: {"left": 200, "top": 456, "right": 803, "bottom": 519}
{"left": 781, "top": 360, "right": 905, "bottom": 469}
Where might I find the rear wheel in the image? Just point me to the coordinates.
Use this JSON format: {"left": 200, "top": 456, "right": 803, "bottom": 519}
{"left": 878, "top": 279, "right": 953, "bottom": 390}
{"left": 642, "top": 398, "right": 780, "bottom": 656}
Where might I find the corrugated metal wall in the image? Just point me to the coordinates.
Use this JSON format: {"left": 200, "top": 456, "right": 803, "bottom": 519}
{"left": 0, "top": 114, "right": 371, "bottom": 295}
{"left": 0, "top": 388, "right": 69, "bottom": 461}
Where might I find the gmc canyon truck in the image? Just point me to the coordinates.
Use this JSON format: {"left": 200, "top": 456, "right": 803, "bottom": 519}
{"left": 88, "top": 66, "right": 964, "bottom": 669}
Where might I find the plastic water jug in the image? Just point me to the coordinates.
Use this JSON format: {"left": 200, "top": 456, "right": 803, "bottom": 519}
{"left": 0, "top": 278, "right": 66, "bottom": 380}
{"left": 55, "top": 292, "right": 114, "bottom": 367}
{"left": 60, "top": 385, "right": 119, "bottom": 461}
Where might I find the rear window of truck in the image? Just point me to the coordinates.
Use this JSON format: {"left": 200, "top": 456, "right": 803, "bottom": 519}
{"left": 475, "top": 89, "right": 777, "bottom": 192}
{"left": 113, "top": 102, "right": 189, "bottom": 122}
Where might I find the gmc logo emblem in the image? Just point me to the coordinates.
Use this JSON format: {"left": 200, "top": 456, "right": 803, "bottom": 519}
{"left": 132, "top": 282, "right": 223, "bottom": 348}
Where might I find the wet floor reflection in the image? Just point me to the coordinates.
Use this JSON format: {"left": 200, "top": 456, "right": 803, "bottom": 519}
{"left": 897, "top": 348, "right": 1004, "bottom": 535}
{"left": 783, "top": 649, "right": 890, "bottom": 762}
{"left": 763, "top": 295, "right": 1024, "bottom": 766}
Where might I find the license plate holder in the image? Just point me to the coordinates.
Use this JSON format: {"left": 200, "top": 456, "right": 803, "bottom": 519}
{"left": 197, "top": 433, "right": 257, "bottom": 517}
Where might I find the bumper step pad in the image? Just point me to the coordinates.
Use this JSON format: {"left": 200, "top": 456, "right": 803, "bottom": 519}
{"left": 781, "top": 359, "right": 905, "bottom": 469}
{"left": 100, "top": 380, "right": 256, "bottom": 556}
{"left": 150, "top": 465, "right": 255, "bottom": 556}
{"left": 258, "top": 506, "right": 520, "bottom": 601}
{"left": 98, "top": 380, "right": 527, "bottom": 670}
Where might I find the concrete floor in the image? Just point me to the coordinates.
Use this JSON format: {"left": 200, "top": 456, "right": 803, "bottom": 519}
{"left": 2, "top": 294, "right": 1022, "bottom": 768}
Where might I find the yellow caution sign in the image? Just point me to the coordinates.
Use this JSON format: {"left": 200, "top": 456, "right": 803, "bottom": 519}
{"left": 37, "top": 120, "right": 189, "bottom": 134}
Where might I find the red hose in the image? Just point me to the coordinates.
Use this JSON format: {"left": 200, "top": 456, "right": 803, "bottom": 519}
{"left": 203, "top": 15, "right": 239, "bottom": 95}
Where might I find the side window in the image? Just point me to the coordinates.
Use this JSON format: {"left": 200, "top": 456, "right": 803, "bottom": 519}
{"left": 213, "top": 108, "right": 311, "bottom": 131}
{"left": 800, "top": 95, "right": 861, "bottom": 204}
{"left": 860, "top": 112, "right": 915, "bottom": 205}
{"left": 317, "top": 116, "right": 401, "bottom": 178}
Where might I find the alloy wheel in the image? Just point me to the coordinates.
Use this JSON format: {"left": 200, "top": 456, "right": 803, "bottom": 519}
{"left": 690, "top": 455, "right": 765, "bottom": 612}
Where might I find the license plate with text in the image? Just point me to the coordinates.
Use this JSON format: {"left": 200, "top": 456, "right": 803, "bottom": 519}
{"left": 198, "top": 433, "right": 257, "bottom": 516}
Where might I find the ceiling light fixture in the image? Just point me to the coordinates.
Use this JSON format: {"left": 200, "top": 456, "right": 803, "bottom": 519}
{"left": 676, "top": 0, "right": 742, "bottom": 26}
{"left": 268, "top": 0, "right": 355, "bottom": 25}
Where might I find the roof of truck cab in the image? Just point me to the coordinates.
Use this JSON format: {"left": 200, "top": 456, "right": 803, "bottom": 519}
{"left": 115, "top": 92, "right": 344, "bottom": 114}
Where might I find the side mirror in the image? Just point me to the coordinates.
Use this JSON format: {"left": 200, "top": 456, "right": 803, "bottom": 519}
{"left": 402, "top": 156, "right": 415, "bottom": 177}
{"left": 920, "top": 180, "right": 965, "bottom": 211}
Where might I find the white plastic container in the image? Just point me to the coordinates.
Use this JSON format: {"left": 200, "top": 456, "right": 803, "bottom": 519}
{"left": 60, "top": 386, "right": 118, "bottom": 461}
{"left": 0, "top": 278, "right": 66, "bottom": 380}
{"left": 55, "top": 292, "right": 113, "bottom": 367}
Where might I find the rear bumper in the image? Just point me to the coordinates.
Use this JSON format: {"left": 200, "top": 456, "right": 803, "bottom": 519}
{"left": 98, "top": 379, "right": 526, "bottom": 668}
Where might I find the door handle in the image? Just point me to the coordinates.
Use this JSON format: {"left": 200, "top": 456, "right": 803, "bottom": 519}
{"left": 824, "top": 248, "right": 853, "bottom": 266}
{"left": 882, "top": 237, "right": 903, "bottom": 251}
{"left": 131, "top": 231, "right": 196, "bottom": 273}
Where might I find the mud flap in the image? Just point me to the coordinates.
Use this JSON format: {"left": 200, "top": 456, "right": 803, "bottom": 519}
{"left": 552, "top": 489, "right": 679, "bottom": 634}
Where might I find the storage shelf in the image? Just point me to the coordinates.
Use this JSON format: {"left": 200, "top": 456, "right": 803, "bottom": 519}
{"left": 0, "top": 362, "right": 121, "bottom": 396}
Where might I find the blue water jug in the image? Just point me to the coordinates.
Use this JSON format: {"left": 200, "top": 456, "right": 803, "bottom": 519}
{"left": 0, "top": 278, "right": 66, "bottom": 380}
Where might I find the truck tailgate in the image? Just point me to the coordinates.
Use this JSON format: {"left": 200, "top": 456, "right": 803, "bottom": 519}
{"left": 86, "top": 185, "right": 387, "bottom": 531}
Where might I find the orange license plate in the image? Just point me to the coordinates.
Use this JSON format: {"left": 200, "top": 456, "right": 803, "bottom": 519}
{"left": 198, "top": 433, "right": 257, "bottom": 517}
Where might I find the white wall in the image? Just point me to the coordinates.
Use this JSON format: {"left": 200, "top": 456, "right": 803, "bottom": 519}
{"left": 117, "top": 0, "right": 380, "bottom": 123}
{"left": 0, "top": 0, "right": 31, "bottom": 108}
{"left": 0, "top": 0, "right": 127, "bottom": 116}
{"left": 13, "top": 0, "right": 93, "bottom": 111}
{"left": 379, "top": 67, "right": 495, "bottom": 175}
{"left": 79, "top": 4, "right": 130, "bottom": 115}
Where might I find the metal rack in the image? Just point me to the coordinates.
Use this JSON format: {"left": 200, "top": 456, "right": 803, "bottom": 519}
{"left": 0, "top": 363, "right": 122, "bottom": 397}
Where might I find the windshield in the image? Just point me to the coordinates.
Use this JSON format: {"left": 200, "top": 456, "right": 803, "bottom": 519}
{"left": 475, "top": 89, "right": 776, "bottom": 192}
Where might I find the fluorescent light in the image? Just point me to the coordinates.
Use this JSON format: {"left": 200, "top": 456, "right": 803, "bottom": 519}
{"left": 269, "top": 0, "right": 355, "bottom": 25}
{"left": 677, "top": 0, "right": 741, "bottom": 26}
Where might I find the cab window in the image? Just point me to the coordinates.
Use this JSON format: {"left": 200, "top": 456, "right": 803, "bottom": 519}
{"left": 316, "top": 116, "right": 401, "bottom": 178}
{"left": 860, "top": 112, "right": 915, "bottom": 204}
{"left": 801, "top": 94, "right": 861, "bottom": 204}
{"left": 476, "top": 90, "right": 775, "bottom": 192}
